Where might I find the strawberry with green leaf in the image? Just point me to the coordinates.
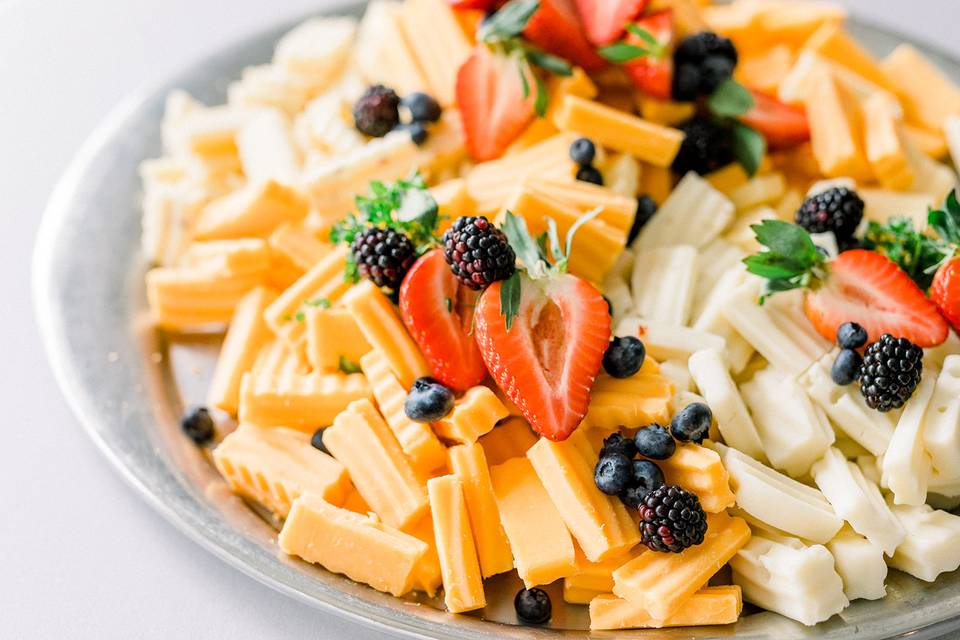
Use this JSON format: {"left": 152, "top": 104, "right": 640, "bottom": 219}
{"left": 599, "top": 10, "right": 673, "bottom": 100}
{"left": 745, "top": 220, "right": 948, "bottom": 348}
{"left": 928, "top": 191, "right": 960, "bottom": 333}
{"left": 474, "top": 210, "right": 611, "bottom": 441}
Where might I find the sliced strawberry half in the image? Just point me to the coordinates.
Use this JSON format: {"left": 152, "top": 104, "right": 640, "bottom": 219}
{"left": 457, "top": 45, "right": 536, "bottom": 162}
{"left": 805, "top": 250, "right": 949, "bottom": 348}
{"left": 575, "top": 0, "right": 650, "bottom": 45}
{"left": 474, "top": 272, "right": 612, "bottom": 441}
{"left": 524, "top": 0, "right": 606, "bottom": 72}
{"left": 447, "top": 0, "right": 498, "bottom": 9}
{"left": 740, "top": 89, "right": 811, "bottom": 149}
{"left": 400, "top": 249, "right": 487, "bottom": 392}
{"left": 930, "top": 256, "right": 960, "bottom": 334}
{"left": 622, "top": 10, "right": 674, "bottom": 101}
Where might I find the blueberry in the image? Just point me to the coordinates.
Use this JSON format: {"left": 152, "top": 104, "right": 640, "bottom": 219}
{"left": 400, "top": 92, "right": 442, "bottom": 123}
{"left": 627, "top": 195, "right": 658, "bottom": 245}
{"left": 514, "top": 587, "right": 552, "bottom": 624}
{"left": 576, "top": 164, "right": 604, "bottom": 186}
{"left": 181, "top": 406, "right": 215, "bottom": 444}
{"left": 602, "top": 336, "right": 646, "bottom": 378}
{"left": 310, "top": 428, "right": 329, "bottom": 454}
{"left": 837, "top": 322, "right": 868, "bottom": 350}
{"left": 634, "top": 425, "right": 676, "bottom": 460}
{"left": 599, "top": 432, "right": 637, "bottom": 459}
{"left": 397, "top": 121, "right": 429, "bottom": 145}
{"left": 404, "top": 377, "right": 454, "bottom": 422}
{"left": 620, "top": 460, "right": 665, "bottom": 508}
{"left": 832, "top": 349, "right": 864, "bottom": 386}
{"left": 670, "top": 402, "right": 712, "bottom": 443}
{"left": 569, "top": 137, "right": 597, "bottom": 166}
{"left": 594, "top": 453, "right": 633, "bottom": 495}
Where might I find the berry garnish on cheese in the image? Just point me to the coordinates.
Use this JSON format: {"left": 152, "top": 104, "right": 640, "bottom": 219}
{"left": 744, "top": 219, "right": 949, "bottom": 348}
{"left": 473, "top": 209, "right": 612, "bottom": 441}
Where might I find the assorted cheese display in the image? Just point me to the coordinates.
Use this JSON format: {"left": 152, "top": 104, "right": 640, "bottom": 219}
{"left": 142, "top": 0, "right": 960, "bottom": 632}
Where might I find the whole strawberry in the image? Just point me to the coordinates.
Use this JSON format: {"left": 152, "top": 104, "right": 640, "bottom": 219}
{"left": 932, "top": 257, "right": 960, "bottom": 333}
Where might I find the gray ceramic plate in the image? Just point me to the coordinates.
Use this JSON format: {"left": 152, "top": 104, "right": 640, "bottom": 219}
{"left": 32, "top": 2, "right": 960, "bottom": 638}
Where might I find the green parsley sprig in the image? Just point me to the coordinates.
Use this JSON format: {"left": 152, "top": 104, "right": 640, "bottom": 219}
{"left": 743, "top": 219, "right": 829, "bottom": 303}
{"left": 598, "top": 24, "right": 667, "bottom": 63}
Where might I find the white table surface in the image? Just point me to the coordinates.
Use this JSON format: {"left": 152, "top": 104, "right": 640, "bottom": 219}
{"left": 1, "top": 0, "right": 957, "bottom": 638}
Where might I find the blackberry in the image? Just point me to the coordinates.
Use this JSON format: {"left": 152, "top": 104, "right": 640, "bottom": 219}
{"left": 442, "top": 216, "right": 516, "bottom": 290}
{"left": 795, "top": 187, "right": 865, "bottom": 243}
{"left": 860, "top": 334, "right": 923, "bottom": 412}
{"left": 672, "top": 31, "right": 738, "bottom": 101}
{"left": 576, "top": 165, "right": 604, "bottom": 186}
{"left": 351, "top": 227, "right": 416, "bottom": 290}
{"left": 639, "top": 485, "right": 708, "bottom": 553}
{"left": 672, "top": 119, "right": 734, "bottom": 176}
{"left": 353, "top": 84, "right": 401, "bottom": 137}
{"left": 627, "top": 195, "right": 658, "bottom": 245}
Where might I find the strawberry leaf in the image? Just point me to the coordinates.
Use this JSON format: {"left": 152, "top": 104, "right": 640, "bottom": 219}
{"left": 526, "top": 48, "right": 573, "bottom": 77}
{"left": 863, "top": 217, "right": 950, "bottom": 290}
{"left": 502, "top": 210, "right": 544, "bottom": 274}
{"left": 731, "top": 122, "right": 766, "bottom": 177}
{"left": 478, "top": 0, "right": 541, "bottom": 43}
{"left": 708, "top": 79, "right": 755, "bottom": 118}
{"left": 500, "top": 271, "right": 522, "bottom": 331}
{"left": 599, "top": 26, "right": 665, "bottom": 63}
{"left": 928, "top": 188, "right": 960, "bottom": 246}
{"left": 565, "top": 207, "right": 602, "bottom": 260}
{"left": 744, "top": 220, "right": 826, "bottom": 302}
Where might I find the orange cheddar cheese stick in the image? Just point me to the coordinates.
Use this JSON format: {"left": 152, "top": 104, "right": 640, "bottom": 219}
{"left": 638, "top": 97, "right": 697, "bottom": 128}
{"left": 903, "top": 123, "right": 948, "bottom": 159}
{"left": 427, "top": 475, "right": 487, "bottom": 613}
{"left": 863, "top": 93, "right": 915, "bottom": 191}
{"left": 527, "top": 430, "right": 641, "bottom": 562}
{"left": 434, "top": 386, "right": 509, "bottom": 445}
{"left": 804, "top": 72, "right": 872, "bottom": 181}
{"left": 552, "top": 95, "right": 684, "bottom": 167}
{"left": 264, "top": 245, "right": 351, "bottom": 349}
{"left": 206, "top": 286, "right": 278, "bottom": 414}
{"left": 268, "top": 222, "right": 333, "bottom": 272}
{"left": 612, "top": 512, "right": 751, "bottom": 621}
{"left": 342, "top": 280, "right": 430, "bottom": 389}
{"left": 564, "top": 545, "right": 643, "bottom": 604}
{"left": 324, "top": 399, "right": 429, "bottom": 529}
{"left": 508, "top": 68, "right": 598, "bottom": 153}
{"left": 803, "top": 23, "right": 895, "bottom": 93}
{"left": 194, "top": 179, "right": 309, "bottom": 240}
{"left": 589, "top": 585, "right": 743, "bottom": 630}
{"left": 479, "top": 417, "right": 538, "bottom": 467}
{"left": 564, "top": 583, "right": 605, "bottom": 605}
{"left": 882, "top": 44, "right": 960, "bottom": 134}
{"left": 278, "top": 493, "right": 428, "bottom": 597}
{"left": 638, "top": 163, "right": 674, "bottom": 205}
{"left": 360, "top": 349, "right": 447, "bottom": 475}
{"left": 306, "top": 307, "right": 372, "bottom": 372}
{"left": 342, "top": 488, "right": 372, "bottom": 515}
{"left": 238, "top": 370, "right": 370, "bottom": 431}
{"left": 490, "top": 457, "right": 576, "bottom": 588}
{"left": 213, "top": 424, "right": 351, "bottom": 517}
{"left": 402, "top": 512, "right": 444, "bottom": 596}
{"left": 706, "top": 163, "right": 751, "bottom": 196}
{"left": 582, "top": 360, "right": 674, "bottom": 431}
{"left": 448, "top": 443, "right": 514, "bottom": 578}
{"left": 523, "top": 179, "right": 636, "bottom": 235}
{"left": 659, "top": 443, "right": 737, "bottom": 513}
{"left": 396, "top": 0, "right": 471, "bottom": 107}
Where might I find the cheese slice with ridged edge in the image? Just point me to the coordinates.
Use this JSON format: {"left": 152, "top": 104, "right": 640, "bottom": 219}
{"left": 213, "top": 423, "right": 350, "bottom": 517}
{"left": 527, "top": 430, "right": 640, "bottom": 563}
{"left": 581, "top": 359, "right": 674, "bottom": 431}
{"left": 434, "top": 386, "right": 509, "bottom": 445}
{"left": 448, "top": 443, "right": 513, "bottom": 578}
{"left": 613, "top": 512, "right": 750, "bottom": 621}
{"left": 238, "top": 370, "right": 370, "bottom": 432}
{"left": 401, "top": 513, "right": 443, "bottom": 597}
{"left": 279, "top": 493, "right": 428, "bottom": 597}
{"left": 343, "top": 280, "right": 429, "bottom": 389}
{"left": 360, "top": 349, "right": 446, "bottom": 476}
{"left": 882, "top": 373, "right": 936, "bottom": 506}
{"left": 306, "top": 307, "right": 372, "bottom": 372}
{"left": 633, "top": 172, "right": 735, "bottom": 250}
{"left": 195, "top": 179, "right": 309, "bottom": 240}
{"left": 267, "top": 222, "right": 332, "bottom": 272}
{"left": 428, "top": 475, "right": 486, "bottom": 613}
{"left": 479, "top": 417, "right": 538, "bottom": 467}
{"left": 658, "top": 443, "right": 735, "bottom": 513}
{"left": 490, "top": 457, "right": 576, "bottom": 588}
{"left": 323, "top": 399, "right": 428, "bottom": 529}
{"left": 589, "top": 586, "right": 743, "bottom": 630}
{"left": 525, "top": 179, "right": 636, "bottom": 234}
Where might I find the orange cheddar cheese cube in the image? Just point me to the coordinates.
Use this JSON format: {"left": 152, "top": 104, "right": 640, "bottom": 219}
{"left": 264, "top": 245, "right": 351, "bottom": 348}
{"left": 612, "top": 512, "right": 751, "bottom": 620}
{"left": 882, "top": 44, "right": 960, "bottom": 133}
{"left": 638, "top": 164, "right": 674, "bottom": 205}
{"left": 490, "top": 457, "right": 576, "bottom": 587}
{"left": 863, "top": 93, "right": 915, "bottom": 191}
{"left": 194, "top": 179, "right": 309, "bottom": 240}
{"left": 402, "top": 511, "right": 444, "bottom": 597}
{"left": 323, "top": 399, "right": 429, "bottom": 529}
{"left": 582, "top": 360, "right": 674, "bottom": 431}
{"left": 342, "top": 280, "right": 430, "bottom": 389}
{"left": 706, "top": 163, "right": 750, "bottom": 195}
{"left": 278, "top": 493, "right": 428, "bottom": 597}
{"left": 659, "top": 443, "right": 736, "bottom": 513}
{"left": 638, "top": 97, "right": 697, "bottom": 127}
{"left": 479, "top": 417, "right": 538, "bottom": 467}
{"left": 305, "top": 307, "right": 372, "bottom": 372}
{"left": 564, "top": 583, "right": 605, "bottom": 605}
{"left": 804, "top": 72, "right": 872, "bottom": 181}
{"left": 213, "top": 423, "right": 351, "bottom": 517}
{"left": 434, "top": 386, "right": 509, "bottom": 445}
{"left": 448, "top": 443, "right": 514, "bottom": 578}
{"left": 238, "top": 370, "right": 370, "bottom": 431}
{"left": 360, "top": 349, "right": 447, "bottom": 475}
{"left": 267, "top": 222, "right": 332, "bottom": 272}
{"left": 427, "top": 475, "right": 487, "bottom": 613}
{"left": 589, "top": 585, "right": 743, "bottom": 630}
{"left": 527, "top": 430, "right": 641, "bottom": 562}
{"left": 552, "top": 95, "right": 684, "bottom": 167}
{"left": 206, "top": 286, "right": 277, "bottom": 414}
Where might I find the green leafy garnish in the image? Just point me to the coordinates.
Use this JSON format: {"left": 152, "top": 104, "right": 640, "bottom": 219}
{"left": 743, "top": 220, "right": 828, "bottom": 302}
{"left": 863, "top": 218, "right": 950, "bottom": 290}
{"left": 500, "top": 272, "right": 522, "bottom": 331}
{"left": 329, "top": 173, "right": 440, "bottom": 283}
{"left": 929, "top": 190, "right": 960, "bottom": 246}
{"left": 731, "top": 122, "right": 767, "bottom": 177}
{"left": 444, "top": 297, "right": 453, "bottom": 313}
{"left": 598, "top": 25, "right": 666, "bottom": 63}
{"left": 305, "top": 297, "right": 331, "bottom": 309}
{"left": 708, "top": 79, "right": 755, "bottom": 118}
{"left": 338, "top": 356, "right": 363, "bottom": 374}
{"left": 477, "top": 0, "right": 540, "bottom": 42}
